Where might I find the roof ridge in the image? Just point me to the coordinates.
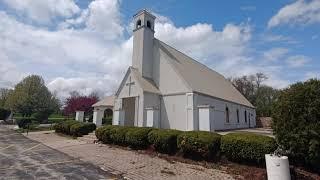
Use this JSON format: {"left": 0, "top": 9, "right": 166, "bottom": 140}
{"left": 156, "top": 39, "right": 226, "bottom": 79}
{"left": 155, "top": 39, "right": 254, "bottom": 108}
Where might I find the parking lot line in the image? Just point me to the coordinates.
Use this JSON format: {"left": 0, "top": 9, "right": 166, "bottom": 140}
{"left": 0, "top": 144, "right": 14, "bottom": 151}
{"left": 21, "top": 143, "right": 41, "bottom": 153}
{"left": 0, "top": 160, "right": 76, "bottom": 171}
{"left": 0, "top": 133, "right": 19, "bottom": 138}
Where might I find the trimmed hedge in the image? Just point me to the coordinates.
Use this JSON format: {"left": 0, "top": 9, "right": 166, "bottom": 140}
{"left": 16, "top": 118, "right": 33, "bottom": 128}
{"left": 177, "top": 131, "right": 221, "bottom": 160}
{"left": 70, "top": 123, "right": 96, "bottom": 137}
{"left": 54, "top": 120, "right": 96, "bottom": 137}
{"left": 148, "top": 129, "right": 182, "bottom": 154}
{"left": 95, "top": 125, "right": 278, "bottom": 165}
{"left": 125, "top": 127, "right": 154, "bottom": 149}
{"left": 109, "top": 126, "right": 135, "bottom": 145}
{"left": 0, "top": 108, "right": 11, "bottom": 120}
{"left": 54, "top": 120, "right": 78, "bottom": 134}
{"left": 221, "top": 133, "right": 277, "bottom": 164}
{"left": 95, "top": 125, "right": 116, "bottom": 143}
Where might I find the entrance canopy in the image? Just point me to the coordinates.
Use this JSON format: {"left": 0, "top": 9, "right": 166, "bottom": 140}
{"left": 92, "top": 96, "right": 115, "bottom": 109}
{"left": 92, "top": 96, "right": 115, "bottom": 127}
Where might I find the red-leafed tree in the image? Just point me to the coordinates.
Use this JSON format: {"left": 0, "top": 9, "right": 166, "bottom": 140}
{"left": 63, "top": 91, "right": 99, "bottom": 116}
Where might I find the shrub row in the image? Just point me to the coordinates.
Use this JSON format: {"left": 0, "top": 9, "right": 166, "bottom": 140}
{"left": 0, "top": 108, "right": 11, "bottom": 120}
{"left": 16, "top": 118, "right": 33, "bottom": 128}
{"left": 54, "top": 120, "right": 96, "bottom": 137}
{"left": 96, "top": 125, "right": 277, "bottom": 164}
{"left": 221, "top": 133, "right": 277, "bottom": 164}
{"left": 178, "top": 131, "right": 221, "bottom": 160}
{"left": 148, "top": 129, "right": 182, "bottom": 154}
{"left": 95, "top": 125, "right": 154, "bottom": 149}
{"left": 96, "top": 126, "right": 225, "bottom": 160}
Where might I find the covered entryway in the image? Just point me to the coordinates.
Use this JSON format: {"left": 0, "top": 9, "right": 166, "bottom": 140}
{"left": 123, "top": 97, "right": 136, "bottom": 126}
{"left": 92, "top": 96, "right": 115, "bottom": 127}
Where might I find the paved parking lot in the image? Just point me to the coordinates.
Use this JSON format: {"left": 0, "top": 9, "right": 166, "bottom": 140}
{"left": 0, "top": 126, "right": 116, "bottom": 180}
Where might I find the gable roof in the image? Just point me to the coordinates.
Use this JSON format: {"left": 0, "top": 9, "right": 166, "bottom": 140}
{"left": 92, "top": 96, "right": 115, "bottom": 107}
{"left": 115, "top": 67, "right": 160, "bottom": 97}
{"left": 130, "top": 67, "right": 161, "bottom": 94}
{"left": 157, "top": 39, "right": 254, "bottom": 108}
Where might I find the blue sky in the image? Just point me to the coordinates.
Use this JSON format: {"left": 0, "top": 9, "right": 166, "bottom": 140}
{"left": 0, "top": 0, "right": 319, "bottom": 99}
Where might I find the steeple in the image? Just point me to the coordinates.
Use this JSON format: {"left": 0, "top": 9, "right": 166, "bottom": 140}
{"left": 132, "top": 9, "right": 156, "bottom": 79}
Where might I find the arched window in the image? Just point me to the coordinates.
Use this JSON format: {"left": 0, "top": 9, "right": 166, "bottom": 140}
{"left": 136, "top": 19, "right": 142, "bottom": 28}
{"left": 236, "top": 109, "right": 239, "bottom": 123}
{"left": 244, "top": 110, "right": 247, "bottom": 123}
{"left": 147, "top": 20, "right": 152, "bottom": 29}
{"left": 226, "top": 107, "right": 230, "bottom": 123}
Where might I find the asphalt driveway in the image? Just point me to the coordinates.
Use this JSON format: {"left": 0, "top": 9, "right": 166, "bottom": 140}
{"left": 0, "top": 126, "right": 116, "bottom": 180}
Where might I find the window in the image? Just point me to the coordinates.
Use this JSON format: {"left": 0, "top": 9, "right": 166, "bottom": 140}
{"left": 236, "top": 109, "right": 239, "bottom": 123}
{"left": 136, "top": 20, "right": 141, "bottom": 28}
{"left": 147, "top": 20, "right": 152, "bottom": 28}
{"left": 226, "top": 107, "right": 230, "bottom": 123}
{"left": 244, "top": 110, "right": 247, "bottom": 123}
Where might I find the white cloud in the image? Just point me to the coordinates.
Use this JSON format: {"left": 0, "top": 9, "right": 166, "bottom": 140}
{"left": 312, "top": 34, "right": 319, "bottom": 40}
{"left": 263, "top": 48, "right": 289, "bottom": 61}
{"left": 0, "top": 0, "right": 304, "bottom": 100}
{"left": 47, "top": 76, "right": 118, "bottom": 99}
{"left": 305, "top": 72, "right": 320, "bottom": 80}
{"left": 155, "top": 16, "right": 251, "bottom": 67}
{"left": 286, "top": 55, "right": 310, "bottom": 68}
{"left": 2, "top": 0, "right": 80, "bottom": 24}
{"left": 0, "top": 53, "right": 27, "bottom": 88}
{"left": 268, "top": 0, "right": 320, "bottom": 28}
{"left": 82, "top": 0, "right": 123, "bottom": 40}
{"left": 153, "top": 16, "right": 292, "bottom": 89}
{"left": 60, "top": 0, "right": 124, "bottom": 40}
{"left": 0, "top": 0, "right": 130, "bottom": 99}
{"left": 261, "top": 34, "right": 298, "bottom": 44}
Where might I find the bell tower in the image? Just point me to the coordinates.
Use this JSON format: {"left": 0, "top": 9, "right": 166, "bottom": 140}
{"left": 132, "top": 9, "right": 155, "bottom": 79}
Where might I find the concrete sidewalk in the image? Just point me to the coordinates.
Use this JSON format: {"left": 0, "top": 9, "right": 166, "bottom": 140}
{"left": 217, "top": 128, "right": 274, "bottom": 137}
{"left": 25, "top": 130, "right": 235, "bottom": 180}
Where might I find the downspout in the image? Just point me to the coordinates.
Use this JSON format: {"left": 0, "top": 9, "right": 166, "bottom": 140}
{"left": 159, "top": 95, "right": 162, "bottom": 129}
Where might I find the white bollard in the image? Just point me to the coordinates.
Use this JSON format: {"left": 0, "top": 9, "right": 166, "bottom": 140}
{"left": 75, "top": 111, "right": 84, "bottom": 122}
{"left": 265, "top": 154, "right": 291, "bottom": 180}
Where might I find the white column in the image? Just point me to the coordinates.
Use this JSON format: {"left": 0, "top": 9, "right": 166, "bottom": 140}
{"left": 186, "top": 93, "right": 195, "bottom": 131}
{"left": 146, "top": 107, "right": 159, "bottom": 128}
{"left": 198, "top": 105, "right": 214, "bottom": 132}
{"left": 93, "top": 109, "right": 103, "bottom": 127}
{"left": 113, "top": 110, "right": 124, "bottom": 125}
{"left": 75, "top": 111, "right": 84, "bottom": 122}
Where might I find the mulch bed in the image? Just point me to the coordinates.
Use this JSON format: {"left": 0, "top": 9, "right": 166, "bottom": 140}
{"left": 99, "top": 142, "right": 320, "bottom": 180}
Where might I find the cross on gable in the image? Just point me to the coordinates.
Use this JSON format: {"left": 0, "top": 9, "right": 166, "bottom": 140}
{"left": 125, "top": 76, "right": 135, "bottom": 96}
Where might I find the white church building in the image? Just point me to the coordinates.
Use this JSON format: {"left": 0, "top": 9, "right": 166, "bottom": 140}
{"left": 112, "top": 10, "right": 256, "bottom": 131}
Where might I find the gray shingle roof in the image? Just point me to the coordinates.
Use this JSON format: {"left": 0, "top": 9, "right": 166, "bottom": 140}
{"left": 157, "top": 39, "right": 254, "bottom": 108}
{"left": 131, "top": 67, "right": 161, "bottom": 94}
{"left": 92, "top": 96, "right": 115, "bottom": 107}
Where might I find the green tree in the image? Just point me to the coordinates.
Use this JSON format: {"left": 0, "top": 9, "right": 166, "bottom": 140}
{"left": 5, "top": 75, "right": 60, "bottom": 120}
{"left": 0, "top": 88, "right": 12, "bottom": 120}
{"left": 230, "top": 73, "right": 278, "bottom": 117}
{"left": 0, "top": 88, "right": 11, "bottom": 108}
{"left": 255, "top": 85, "right": 279, "bottom": 117}
{"left": 272, "top": 79, "right": 320, "bottom": 172}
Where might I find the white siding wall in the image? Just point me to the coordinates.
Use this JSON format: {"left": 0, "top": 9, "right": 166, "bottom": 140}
{"left": 195, "top": 94, "right": 256, "bottom": 130}
{"left": 115, "top": 72, "right": 144, "bottom": 127}
{"left": 160, "top": 94, "right": 187, "bottom": 131}
{"left": 117, "top": 74, "right": 141, "bottom": 99}
{"left": 152, "top": 40, "right": 190, "bottom": 94}
{"left": 143, "top": 92, "right": 160, "bottom": 126}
